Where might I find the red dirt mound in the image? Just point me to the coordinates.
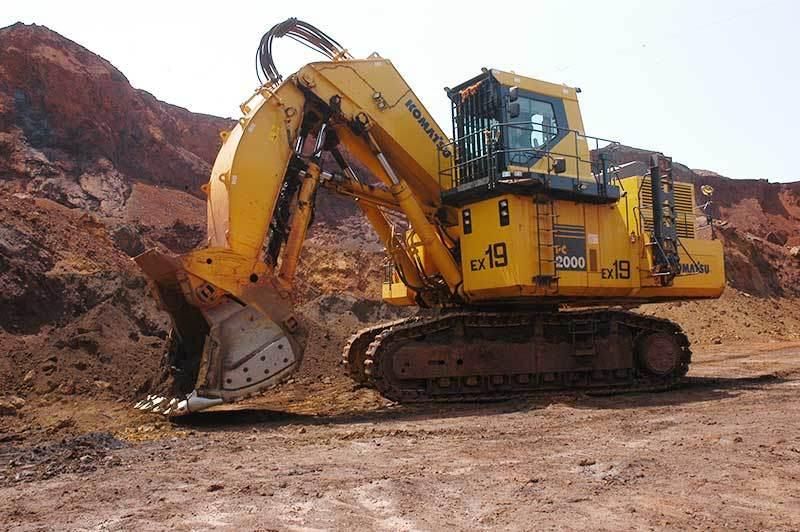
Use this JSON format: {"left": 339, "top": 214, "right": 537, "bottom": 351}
{"left": 0, "top": 192, "right": 168, "bottom": 403}
{"left": 0, "top": 22, "right": 232, "bottom": 194}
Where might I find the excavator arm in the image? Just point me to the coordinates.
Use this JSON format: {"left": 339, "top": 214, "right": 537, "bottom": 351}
{"left": 135, "top": 19, "right": 460, "bottom": 414}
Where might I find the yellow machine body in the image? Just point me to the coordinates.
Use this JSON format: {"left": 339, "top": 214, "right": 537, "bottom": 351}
{"left": 381, "top": 180, "right": 725, "bottom": 306}
{"left": 181, "top": 60, "right": 725, "bottom": 311}
{"left": 457, "top": 180, "right": 723, "bottom": 303}
{"left": 134, "top": 18, "right": 725, "bottom": 415}
{"left": 379, "top": 70, "right": 724, "bottom": 308}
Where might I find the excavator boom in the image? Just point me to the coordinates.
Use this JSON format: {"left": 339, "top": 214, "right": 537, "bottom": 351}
{"left": 134, "top": 19, "right": 462, "bottom": 414}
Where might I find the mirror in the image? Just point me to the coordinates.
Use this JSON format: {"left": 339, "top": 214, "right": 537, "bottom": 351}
{"left": 508, "top": 86, "right": 519, "bottom": 102}
{"left": 509, "top": 102, "right": 520, "bottom": 119}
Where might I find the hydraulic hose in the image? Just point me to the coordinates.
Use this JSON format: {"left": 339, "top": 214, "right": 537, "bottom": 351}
{"left": 256, "top": 18, "right": 352, "bottom": 86}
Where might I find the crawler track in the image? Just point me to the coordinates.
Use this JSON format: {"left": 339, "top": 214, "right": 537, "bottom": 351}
{"left": 342, "top": 317, "right": 415, "bottom": 384}
{"left": 346, "top": 309, "right": 690, "bottom": 402}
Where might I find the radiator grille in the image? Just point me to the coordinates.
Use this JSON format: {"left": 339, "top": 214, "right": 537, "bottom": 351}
{"left": 639, "top": 178, "right": 695, "bottom": 238}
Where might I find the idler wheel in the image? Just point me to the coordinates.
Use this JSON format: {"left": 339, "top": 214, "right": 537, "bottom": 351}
{"left": 637, "top": 332, "right": 681, "bottom": 376}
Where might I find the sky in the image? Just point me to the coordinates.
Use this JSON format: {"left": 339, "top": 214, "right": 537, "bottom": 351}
{"left": 4, "top": 0, "right": 799, "bottom": 182}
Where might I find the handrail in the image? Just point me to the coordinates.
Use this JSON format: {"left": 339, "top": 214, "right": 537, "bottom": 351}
{"left": 438, "top": 120, "right": 622, "bottom": 191}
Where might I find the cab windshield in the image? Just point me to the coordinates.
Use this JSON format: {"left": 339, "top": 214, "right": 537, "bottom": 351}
{"left": 506, "top": 96, "right": 558, "bottom": 165}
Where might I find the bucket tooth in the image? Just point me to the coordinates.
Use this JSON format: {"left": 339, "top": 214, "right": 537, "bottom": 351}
{"left": 173, "top": 391, "right": 225, "bottom": 415}
{"left": 149, "top": 397, "right": 168, "bottom": 413}
{"left": 136, "top": 398, "right": 155, "bottom": 411}
{"left": 173, "top": 398, "right": 190, "bottom": 417}
{"left": 134, "top": 395, "right": 156, "bottom": 410}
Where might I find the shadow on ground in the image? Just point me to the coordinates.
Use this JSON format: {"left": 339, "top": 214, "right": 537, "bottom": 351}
{"left": 171, "top": 372, "right": 790, "bottom": 431}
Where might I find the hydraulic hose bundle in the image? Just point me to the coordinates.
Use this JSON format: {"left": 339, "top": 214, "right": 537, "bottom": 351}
{"left": 256, "top": 17, "right": 351, "bottom": 85}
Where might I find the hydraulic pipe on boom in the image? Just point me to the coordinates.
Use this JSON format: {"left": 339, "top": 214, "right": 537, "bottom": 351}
{"left": 365, "top": 132, "right": 463, "bottom": 294}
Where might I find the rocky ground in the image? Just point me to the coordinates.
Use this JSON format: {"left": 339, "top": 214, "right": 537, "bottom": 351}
{"left": 3, "top": 341, "right": 800, "bottom": 531}
{"left": 2, "top": 21, "right": 800, "bottom": 531}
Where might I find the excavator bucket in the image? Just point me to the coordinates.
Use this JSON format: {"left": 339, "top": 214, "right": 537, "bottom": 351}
{"left": 133, "top": 249, "right": 303, "bottom": 416}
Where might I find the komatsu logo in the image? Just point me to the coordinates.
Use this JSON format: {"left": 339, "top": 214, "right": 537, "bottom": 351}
{"left": 681, "top": 262, "right": 710, "bottom": 274}
{"left": 405, "top": 99, "right": 451, "bottom": 158}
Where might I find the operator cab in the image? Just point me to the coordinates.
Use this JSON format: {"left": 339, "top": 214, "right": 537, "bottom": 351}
{"left": 439, "top": 69, "right": 620, "bottom": 206}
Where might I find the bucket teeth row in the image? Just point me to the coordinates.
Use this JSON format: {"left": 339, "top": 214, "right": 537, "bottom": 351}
{"left": 133, "top": 395, "right": 183, "bottom": 416}
{"left": 133, "top": 390, "right": 224, "bottom": 416}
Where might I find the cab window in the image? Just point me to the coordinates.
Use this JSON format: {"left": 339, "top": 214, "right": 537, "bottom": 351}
{"left": 507, "top": 97, "right": 558, "bottom": 155}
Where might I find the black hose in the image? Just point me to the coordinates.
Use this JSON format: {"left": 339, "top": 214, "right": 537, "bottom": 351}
{"left": 256, "top": 18, "right": 351, "bottom": 85}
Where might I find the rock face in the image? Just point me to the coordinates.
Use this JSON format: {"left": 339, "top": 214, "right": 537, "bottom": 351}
{"left": 0, "top": 193, "right": 169, "bottom": 399}
{"left": 0, "top": 22, "right": 233, "bottom": 204}
{"left": 0, "top": 23, "right": 232, "bottom": 403}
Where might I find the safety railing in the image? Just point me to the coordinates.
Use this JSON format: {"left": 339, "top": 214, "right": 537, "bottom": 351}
{"left": 438, "top": 121, "right": 622, "bottom": 192}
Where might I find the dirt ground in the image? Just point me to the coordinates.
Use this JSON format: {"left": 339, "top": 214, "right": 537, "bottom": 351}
{"left": 2, "top": 340, "right": 800, "bottom": 531}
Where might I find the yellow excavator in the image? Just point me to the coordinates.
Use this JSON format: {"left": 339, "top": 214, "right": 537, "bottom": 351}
{"left": 134, "top": 18, "right": 724, "bottom": 415}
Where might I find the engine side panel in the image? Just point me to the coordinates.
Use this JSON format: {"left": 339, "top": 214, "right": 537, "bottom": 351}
{"left": 452, "top": 175, "right": 724, "bottom": 304}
